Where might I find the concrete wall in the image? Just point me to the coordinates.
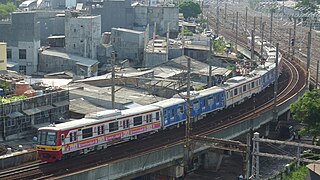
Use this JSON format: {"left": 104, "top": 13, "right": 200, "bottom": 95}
{"left": 133, "top": 5, "right": 179, "bottom": 36}
{"left": 144, "top": 52, "right": 167, "bottom": 67}
{"left": 65, "top": 12, "right": 101, "bottom": 59}
{"left": 100, "top": 0, "right": 134, "bottom": 33}
{"left": 37, "top": 11, "right": 65, "bottom": 46}
{"left": 0, "top": 150, "right": 37, "bottom": 169}
{"left": 0, "top": 42, "right": 7, "bottom": 71}
{"left": 0, "top": 12, "right": 40, "bottom": 75}
{"left": 111, "top": 28, "right": 144, "bottom": 64}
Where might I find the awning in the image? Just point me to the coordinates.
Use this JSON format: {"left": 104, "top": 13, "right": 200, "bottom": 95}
{"left": 7, "top": 112, "right": 24, "bottom": 118}
{"left": 53, "top": 100, "right": 69, "bottom": 107}
{"left": 37, "top": 105, "right": 54, "bottom": 111}
{"left": 23, "top": 108, "right": 42, "bottom": 116}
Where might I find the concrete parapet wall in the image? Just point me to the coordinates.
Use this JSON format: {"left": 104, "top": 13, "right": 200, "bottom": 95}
{"left": 61, "top": 144, "right": 184, "bottom": 180}
{"left": 0, "top": 150, "right": 37, "bottom": 169}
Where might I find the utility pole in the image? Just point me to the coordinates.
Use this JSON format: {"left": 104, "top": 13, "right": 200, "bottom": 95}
{"left": 260, "top": 14, "right": 262, "bottom": 34}
{"left": 111, "top": 51, "right": 116, "bottom": 109}
{"left": 245, "top": 133, "right": 251, "bottom": 179}
{"left": 292, "top": 18, "right": 296, "bottom": 59}
{"left": 288, "top": 28, "right": 291, "bottom": 59}
{"left": 273, "top": 43, "right": 279, "bottom": 123}
{"left": 251, "top": 30, "right": 255, "bottom": 65}
{"left": 236, "top": 11, "right": 238, "bottom": 52}
{"left": 245, "top": 7, "right": 248, "bottom": 31}
{"left": 316, "top": 60, "right": 319, "bottom": 89}
{"left": 232, "top": 11, "right": 235, "bottom": 30}
{"left": 306, "top": 30, "right": 312, "bottom": 88}
{"left": 253, "top": 16, "right": 256, "bottom": 35}
{"left": 208, "top": 39, "right": 213, "bottom": 87}
{"left": 260, "top": 22, "right": 265, "bottom": 60}
{"left": 270, "top": 11, "right": 273, "bottom": 43}
{"left": 251, "top": 132, "right": 260, "bottom": 179}
{"left": 184, "top": 57, "right": 192, "bottom": 174}
{"left": 216, "top": 5, "right": 219, "bottom": 36}
{"left": 224, "top": 3, "right": 227, "bottom": 24}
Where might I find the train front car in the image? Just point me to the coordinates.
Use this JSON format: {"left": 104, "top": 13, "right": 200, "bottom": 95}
{"left": 37, "top": 126, "right": 62, "bottom": 162}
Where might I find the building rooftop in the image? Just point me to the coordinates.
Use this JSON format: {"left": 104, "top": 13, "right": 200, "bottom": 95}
{"left": 68, "top": 83, "right": 166, "bottom": 107}
{"left": 41, "top": 50, "right": 99, "bottom": 67}
{"left": 145, "top": 38, "right": 168, "bottom": 53}
{"left": 307, "top": 161, "right": 320, "bottom": 175}
{"left": 69, "top": 98, "right": 107, "bottom": 115}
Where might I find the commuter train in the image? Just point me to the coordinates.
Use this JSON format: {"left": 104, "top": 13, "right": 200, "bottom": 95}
{"left": 37, "top": 38, "right": 282, "bottom": 162}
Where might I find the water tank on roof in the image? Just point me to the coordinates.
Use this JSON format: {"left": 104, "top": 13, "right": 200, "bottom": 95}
{"left": 16, "top": 81, "right": 30, "bottom": 96}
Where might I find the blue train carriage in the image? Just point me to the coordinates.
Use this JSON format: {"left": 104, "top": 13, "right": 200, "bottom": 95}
{"left": 222, "top": 75, "right": 262, "bottom": 107}
{"left": 191, "top": 86, "right": 225, "bottom": 121}
{"left": 151, "top": 97, "right": 187, "bottom": 129}
{"left": 252, "top": 61, "right": 276, "bottom": 91}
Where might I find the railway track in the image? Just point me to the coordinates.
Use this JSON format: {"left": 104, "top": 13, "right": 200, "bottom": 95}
{"left": 0, "top": 52, "right": 305, "bottom": 180}
{"left": 0, "top": 9, "right": 307, "bottom": 180}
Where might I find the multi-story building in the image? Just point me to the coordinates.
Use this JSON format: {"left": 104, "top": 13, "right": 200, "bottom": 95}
{"left": 65, "top": 11, "right": 101, "bottom": 59}
{"left": 111, "top": 28, "right": 145, "bottom": 65}
{"left": 0, "top": 12, "right": 40, "bottom": 75}
{"left": 0, "top": 89, "right": 69, "bottom": 141}
{"left": 92, "top": 0, "right": 178, "bottom": 37}
{"left": 133, "top": 3, "right": 179, "bottom": 36}
{"left": 0, "top": 42, "right": 7, "bottom": 71}
{"left": 98, "top": 0, "right": 134, "bottom": 33}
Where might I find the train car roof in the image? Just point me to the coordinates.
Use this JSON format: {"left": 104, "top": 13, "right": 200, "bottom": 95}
{"left": 151, "top": 97, "right": 186, "bottom": 108}
{"left": 39, "top": 105, "right": 160, "bottom": 131}
{"left": 197, "top": 86, "right": 224, "bottom": 97}
{"left": 221, "top": 75, "right": 259, "bottom": 89}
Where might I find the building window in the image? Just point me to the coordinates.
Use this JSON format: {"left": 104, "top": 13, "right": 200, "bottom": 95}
{"left": 19, "top": 65, "right": 26, "bottom": 75}
{"left": 7, "top": 49, "right": 12, "bottom": 59}
{"left": 19, "top": 49, "right": 26, "bottom": 59}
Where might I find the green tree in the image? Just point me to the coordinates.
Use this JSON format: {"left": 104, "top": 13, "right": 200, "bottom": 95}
{"left": 179, "top": 0, "right": 201, "bottom": 19}
{"left": 290, "top": 89, "right": 320, "bottom": 144}
{"left": 212, "top": 38, "right": 226, "bottom": 54}
{"left": 0, "top": 2, "right": 16, "bottom": 19}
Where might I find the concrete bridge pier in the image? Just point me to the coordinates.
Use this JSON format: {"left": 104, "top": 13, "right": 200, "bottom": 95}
{"left": 203, "top": 151, "right": 225, "bottom": 171}
{"left": 158, "top": 165, "right": 184, "bottom": 179}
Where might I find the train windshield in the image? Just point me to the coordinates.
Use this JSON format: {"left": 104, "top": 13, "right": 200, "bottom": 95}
{"left": 38, "top": 131, "right": 57, "bottom": 146}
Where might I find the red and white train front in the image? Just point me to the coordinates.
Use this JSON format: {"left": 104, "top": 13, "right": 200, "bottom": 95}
{"left": 37, "top": 128, "right": 63, "bottom": 162}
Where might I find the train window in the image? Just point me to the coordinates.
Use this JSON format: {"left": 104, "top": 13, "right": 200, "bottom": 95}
{"left": 234, "top": 88, "right": 238, "bottom": 96}
{"left": 203, "top": 99, "right": 208, "bottom": 107}
{"left": 82, "top": 128, "right": 93, "bottom": 139}
{"left": 251, "top": 82, "right": 255, "bottom": 88}
{"left": 230, "top": 90, "right": 233, "bottom": 97}
{"left": 171, "top": 109, "right": 175, "bottom": 117}
{"left": 98, "top": 125, "right": 104, "bottom": 135}
{"left": 123, "top": 119, "right": 129, "bottom": 129}
{"left": 193, "top": 100, "right": 199, "bottom": 110}
{"left": 38, "top": 131, "right": 57, "bottom": 146}
{"left": 258, "top": 79, "right": 261, "bottom": 85}
{"left": 226, "top": 92, "right": 229, "bottom": 99}
{"left": 178, "top": 105, "right": 184, "bottom": 114}
{"left": 70, "top": 132, "right": 73, "bottom": 142}
{"left": 243, "top": 85, "right": 247, "bottom": 92}
{"left": 109, "top": 122, "right": 119, "bottom": 132}
{"left": 156, "top": 112, "right": 160, "bottom": 121}
{"left": 146, "top": 114, "right": 152, "bottom": 123}
{"left": 208, "top": 96, "right": 214, "bottom": 105}
{"left": 164, "top": 110, "right": 167, "bottom": 119}
{"left": 133, "top": 116, "right": 142, "bottom": 126}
